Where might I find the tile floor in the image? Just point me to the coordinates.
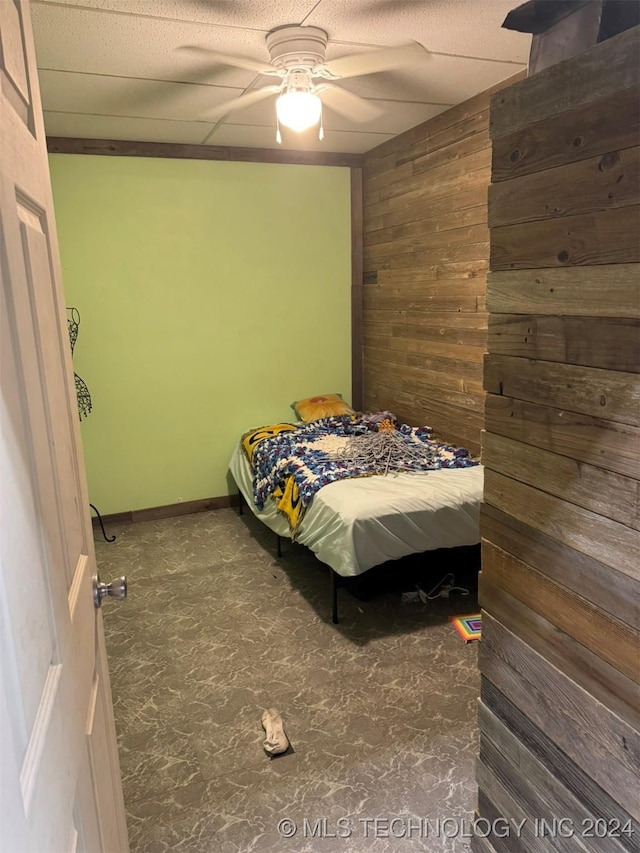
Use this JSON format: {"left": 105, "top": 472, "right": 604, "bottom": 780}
{"left": 97, "top": 508, "right": 481, "bottom": 853}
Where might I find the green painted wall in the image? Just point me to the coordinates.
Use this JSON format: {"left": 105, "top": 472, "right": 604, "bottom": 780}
{"left": 49, "top": 155, "right": 352, "bottom": 514}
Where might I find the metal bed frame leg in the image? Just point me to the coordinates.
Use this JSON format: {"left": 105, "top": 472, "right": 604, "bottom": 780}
{"left": 276, "top": 535, "right": 282, "bottom": 558}
{"left": 331, "top": 569, "right": 339, "bottom": 624}
{"left": 238, "top": 490, "right": 244, "bottom": 516}
{"left": 89, "top": 504, "right": 116, "bottom": 543}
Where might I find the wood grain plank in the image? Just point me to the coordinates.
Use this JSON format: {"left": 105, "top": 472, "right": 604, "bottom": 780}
{"left": 364, "top": 349, "right": 466, "bottom": 392}
{"left": 364, "top": 333, "right": 486, "bottom": 366}
{"left": 490, "top": 205, "right": 640, "bottom": 271}
{"left": 365, "top": 165, "right": 490, "bottom": 219}
{"left": 364, "top": 385, "right": 483, "bottom": 452}
{"left": 364, "top": 161, "right": 413, "bottom": 194}
{"left": 377, "top": 187, "right": 489, "bottom": 231}
{"left": 364, "top": 281, "right": 485, "bottom": 313}
{"left": 492, "top": 85, "right": 640, "bottom": 183}
{"left": 363, "top": 80, "right": 499, "bottom": 497}
{"left": 481, "top": 431, "right": 639, "bottom": 528}
{"left": 412, "top": 129, "right": 490, "bottom": 175}
{"left": 364, "top": 223, "right": 489, "bottom": 258}
{"left": 480, "top": 615, "right": 640, "bottom": 820}
{"left": 484, "top": 394, "right": 640, "bottom": 480}
{"left": 490, "top": 26, "right": 640, "bottom": 138}
{"left": 390, "top": 320, "right": 487, "bottom": 348}
{"left": 366, "top": 361, "right": 485, "bottom": 411}
{"left": 377, "top": 148, "right": 491, "bottom": 204}
{"left": 471, "top": 832, "right": 499, "bottom": 853}
{"left": 486, "top": 265, "right": 640, "bottom": 319}
{"left": 483, "top": 470, "right": 640, "bottom": 578}
{"left": 480, "top": 739, "right": 593, "bottom": 853}
{"left": 487, "top": 314, "right": 640, "bottom": 372}
{"left": 476, "top": 768, "right": 557, "bottom": 853}
{"left": 377, "top": 259, "right": 488, "bottom": 283}
{"left": 387, "top": 241, "right": 490, "bottom": 269}
{"left": 365, "top": 308, "right": 487, "bottom": 331}
{"left": 364, "top": 104, "right": 486, "bottom": 172}
{"left": 480, "top": 503, "right": 639, "bottom": 630}
{"left": 367, "top": 110, "right": 486, "bottom": 179}
{"left": 481, "top": 679, "right": 640, "bottom": 851}
{"left": 484, "top": 354, "right": 640, "bottom": 426}
{"left": 478, "top": 579, "right": 639, "bottom": 727}
{"left": 481, "top": 541, "right": 640, "bottom": 682}
{"left": 363, "top": 70, "right": 525, "bottom": 171}
{"left": 362, "top": 320, "right": 392, "bottom": 339}
{"left": 46, "top": 136, "right": 363, "bottom": 167}
{"left": 479, "top": 704, "right": 630, "bottom": 853}
{"left": 364, "top": 82, "right": 493, "bottom": 168}
{"left": 489, "top": 146, "right": 640, "bottom": 228}
{"left": 364, "top": 205, "right": 486, "bottom": 247}
{"left": 127, "top": 493, "right": 238, "bottom": 523}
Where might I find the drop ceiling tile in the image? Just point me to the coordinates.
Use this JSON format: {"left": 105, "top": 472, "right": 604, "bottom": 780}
{"left": 35, "top": 0, "right": 320, "bottom": 30}
{"left": 208, "top": 122, "right": 393, "bottom": 153}
{"left": 339, "top": 53, "right": 524, "bottom": 105}
{"left": 31, "top": 4, "right": 268, "bottom": 87}
{"left": 43, "top": 110, "right": 215, "bottom": 143}
{"left": 32, "top": 0, "right": 530, "bottom": 153}
{"left": 306, "top": 0, "right": 531, "bottom": 63}
{"left": 39, "top": 69, "right": 244, "bottom": 122}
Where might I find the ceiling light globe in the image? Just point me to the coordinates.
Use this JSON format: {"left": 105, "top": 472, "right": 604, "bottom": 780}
{"left": 276, "top": 91, "right": 322, "bottom": 132}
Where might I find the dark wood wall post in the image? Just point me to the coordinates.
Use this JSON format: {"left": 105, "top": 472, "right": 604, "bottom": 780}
{"left": 350, "top": 167, "right": 364, "bottom": 410}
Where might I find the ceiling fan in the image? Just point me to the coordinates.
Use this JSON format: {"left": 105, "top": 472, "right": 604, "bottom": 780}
{"left": 178, "top": 25, "right": 428, "bottom": 142}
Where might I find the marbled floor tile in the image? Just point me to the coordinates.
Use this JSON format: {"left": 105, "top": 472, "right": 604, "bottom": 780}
{"left": 98, "top": 508, "right": 481, "bottom": 853}
{"left": 109, "top": 655, "right": 186, "bottom": 740}
{"left": 182, "top": 683, "right": 272, "bottom": 731}
{"left": 190, "top": 716, "right": 267, "bottom": 781}
{"left": 118, "top": 718, "right": 204, "bottom": 803}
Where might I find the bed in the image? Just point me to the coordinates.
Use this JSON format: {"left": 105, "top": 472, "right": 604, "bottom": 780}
{"left": 228, "top": 410, "right": 483, "bottom": 623}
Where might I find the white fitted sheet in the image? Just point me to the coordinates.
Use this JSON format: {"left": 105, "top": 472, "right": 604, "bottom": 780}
{"left": 229, "top": 443, "right": 483, "bottom": 578}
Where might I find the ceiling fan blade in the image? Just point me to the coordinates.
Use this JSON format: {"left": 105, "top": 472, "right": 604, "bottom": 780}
{"left": 318, "top": 85, "right": 382, "bottom": 123}
{"left": 201, "top": 85, "right": 282, "bottom": 121}
{"left": 324, "top": 42, "right": 427, "bottom": 79}
{"left": 80, "top": 64, "right": 241, "bottom": 121}
{"left": 176, "top": 45, "right": 275, "bottom": 76}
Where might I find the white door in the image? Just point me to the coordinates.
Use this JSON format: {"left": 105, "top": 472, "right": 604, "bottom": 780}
{"left": 0, "top": 2, "right": 129, "bottom": 851}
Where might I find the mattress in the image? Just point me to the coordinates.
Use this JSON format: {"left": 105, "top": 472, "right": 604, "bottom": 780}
{"left": 229, "top": 443, "right": 483, "bottom": 578}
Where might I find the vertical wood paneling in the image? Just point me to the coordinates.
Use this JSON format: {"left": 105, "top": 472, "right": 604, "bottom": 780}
{"left": 476, "top": 25, "right": 640, "bottom": 853}
{"left": 360, "top": 74, "right": 524, "bottom": 453}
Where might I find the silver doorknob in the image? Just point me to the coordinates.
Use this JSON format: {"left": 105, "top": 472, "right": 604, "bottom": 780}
{"left": 94, "top": 575, "right": 127, "bottom": 608}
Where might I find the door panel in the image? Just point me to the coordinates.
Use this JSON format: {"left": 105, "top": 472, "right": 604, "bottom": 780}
{"left": 0, "top": 2, "right": 129, "bottom": 850}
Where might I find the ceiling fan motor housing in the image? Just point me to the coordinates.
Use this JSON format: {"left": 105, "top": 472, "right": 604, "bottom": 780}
{"left": 266, "top": 25, "right": 329, "bottom": 72}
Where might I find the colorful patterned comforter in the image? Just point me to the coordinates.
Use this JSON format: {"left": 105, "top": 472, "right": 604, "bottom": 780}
{"left": 241, "top": 414, "right": 478, "bottom": 535}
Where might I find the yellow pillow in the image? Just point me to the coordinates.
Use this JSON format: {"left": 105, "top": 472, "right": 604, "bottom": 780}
{"left": 291, "top": 393, "right": 354, "bottom": 422}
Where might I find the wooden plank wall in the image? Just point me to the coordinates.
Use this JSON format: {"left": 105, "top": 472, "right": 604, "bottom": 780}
{"left": 361, "top": 74, "right": 523, "bottom": 454}
{"left": 476, "top": 25, "right": 640, "bottom": 852}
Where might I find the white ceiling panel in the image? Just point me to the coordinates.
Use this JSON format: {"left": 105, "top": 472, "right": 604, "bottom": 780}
{"left": 31, "top": 4, "right": 267, "bottom": 86}
{"left": 36, "top": 0, "right": 320, "bottom": 31}
{"left": 306, "top": 0, "right": 530, "bottom": 63}
{"left": 43, "top": 111, "right": 215, "bottom": 143}
{"left": 39, "top": 69, "right": 244, "bottom": 121}
{"left": 208, "top": 122, "right": 394, "bottom": 153}
{"left": 32, "top": 0, "right": 530, "bottom": 153}
{"left": 340, "top": 53, "right": 524, "bottom": 104}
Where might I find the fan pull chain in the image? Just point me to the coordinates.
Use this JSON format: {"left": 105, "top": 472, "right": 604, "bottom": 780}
{"left": 319, "top": 103, "right": 324, "bottom": 141}
{"left": 276, "top": 114, "right": 282, "bottom": 144}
